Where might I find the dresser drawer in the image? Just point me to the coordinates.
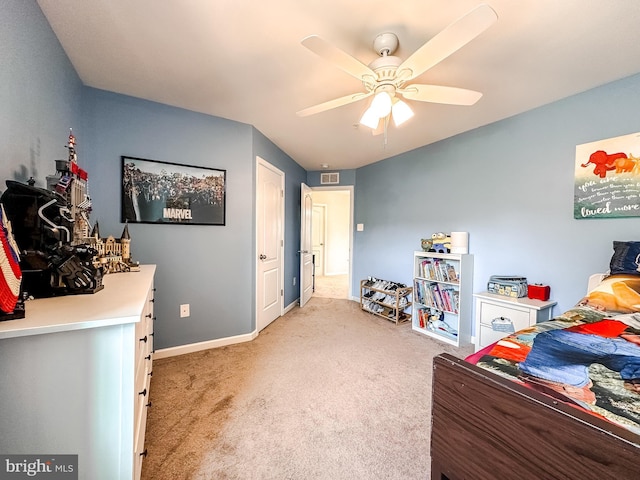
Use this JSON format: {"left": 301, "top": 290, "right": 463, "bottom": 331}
{"left": 479, "top": 324, "right": 511, "bottom": 348}
{"left": 478, "top": 301, "right": 531, "bottom": 332}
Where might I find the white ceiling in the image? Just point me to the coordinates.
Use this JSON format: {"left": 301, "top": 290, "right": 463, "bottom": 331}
{"left": 37, "top": 0, "right": 640, "bottom": 171}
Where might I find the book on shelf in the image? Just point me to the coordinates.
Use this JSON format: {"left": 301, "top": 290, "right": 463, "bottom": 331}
{"left": 413, "top": 279, "right": 459, "bottom": 314}
{"left": 418, "top": 258, "right": 459, "bottom": 283}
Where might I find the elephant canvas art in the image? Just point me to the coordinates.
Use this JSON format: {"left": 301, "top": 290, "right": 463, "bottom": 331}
{"left": 574, "top": 131, "right": 640, "bottom": 219}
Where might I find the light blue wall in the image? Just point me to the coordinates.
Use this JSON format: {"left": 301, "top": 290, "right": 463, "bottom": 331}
{"left": 82, "top": 93, "right": 307, "bottom": 349}
{"left": 0, "top": 0, "right": 83, "bottom": 186}
{"left": 82, "top": 88, "right": 260, "bottom": 349}
{"left": 2, "top": 1, "right": 308, "bottom": 351}
{"left": 353, "top": 73, "right": 640, "bottom": 321}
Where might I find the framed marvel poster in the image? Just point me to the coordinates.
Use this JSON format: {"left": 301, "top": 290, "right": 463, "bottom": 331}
{"left": 121, "top": 156, "right": 226, "bottom": 225}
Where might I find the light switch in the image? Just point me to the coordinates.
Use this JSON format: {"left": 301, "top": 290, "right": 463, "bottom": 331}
{"left": 357, "top": 223, "right": 364, "bottom": 231}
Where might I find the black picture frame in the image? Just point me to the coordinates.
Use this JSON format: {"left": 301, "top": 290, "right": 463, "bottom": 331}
{"left": 121, "top": 156, "right": 226, "bottom": 225}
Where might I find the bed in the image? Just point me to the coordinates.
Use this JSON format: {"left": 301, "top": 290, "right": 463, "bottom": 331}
{"left": 430, "top": 241, "right": 640, "bottom": 480}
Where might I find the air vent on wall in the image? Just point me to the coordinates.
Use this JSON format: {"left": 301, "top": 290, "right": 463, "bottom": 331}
{"left": 320, "top": 172, "right": 339, "bottom": 185}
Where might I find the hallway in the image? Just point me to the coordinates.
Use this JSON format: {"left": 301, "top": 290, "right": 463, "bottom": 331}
{"left": 313, "top": 274, "right": 349, "bottom": 299}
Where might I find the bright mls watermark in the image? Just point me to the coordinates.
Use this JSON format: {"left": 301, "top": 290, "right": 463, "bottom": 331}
{"left": 0, "top": 455, "right": 77, "bottom": 479}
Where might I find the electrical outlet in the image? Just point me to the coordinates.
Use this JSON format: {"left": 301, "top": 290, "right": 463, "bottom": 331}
{"left": 180, "top": 304, "right": 190, "bottom": 318}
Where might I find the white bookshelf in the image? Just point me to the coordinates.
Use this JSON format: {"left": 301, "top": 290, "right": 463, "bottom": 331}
{"left": 412, "top": 251, "right": 473, "bottom": 347}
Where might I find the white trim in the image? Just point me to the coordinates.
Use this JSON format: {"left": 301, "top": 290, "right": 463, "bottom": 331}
{"left": 284, "top": 300, "right": 298, "bottom": 314}
{"left": 154, "top": 330, "right": 259, "bottom": 359}
{"left": 156, "top": 299, "right": 298, "bottom": 359}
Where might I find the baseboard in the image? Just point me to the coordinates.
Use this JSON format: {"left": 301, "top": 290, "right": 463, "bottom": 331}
{"left": 154, "top": 330, "right": 258, "bottom": 359}
{"left": 284, "top": 300, "right": 297, "bottom": 314}
{"left": 155, "top": 301, "right": 299, "bottom": 359}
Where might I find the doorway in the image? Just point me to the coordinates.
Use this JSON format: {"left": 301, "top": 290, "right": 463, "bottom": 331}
{"left": 310, "top": 187, "right": 353, "bottom": 299}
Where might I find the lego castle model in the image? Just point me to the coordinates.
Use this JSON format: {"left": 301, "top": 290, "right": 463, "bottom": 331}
{"left": 45, "top": 129, "right": 92, "bottom": 244}
{"left": 44, "top": 129, "right": 139, "bottom": 274}
{"left": 86, "top": 221, "right": 139, "bottom": 274}
{"left": 47, "top": 129, "right": 140, "bottom": 274}
{"left": 0, "top": 129, "right": 140, "bottom": 301}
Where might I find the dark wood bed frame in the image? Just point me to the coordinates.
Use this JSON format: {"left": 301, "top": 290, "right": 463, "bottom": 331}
{"left": 431, "top": 353, "right": 640, "bottom": 480}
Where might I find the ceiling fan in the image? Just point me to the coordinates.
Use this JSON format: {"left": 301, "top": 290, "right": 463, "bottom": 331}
{"left": 296, "top": 4, "right": 498, "bottom": 133}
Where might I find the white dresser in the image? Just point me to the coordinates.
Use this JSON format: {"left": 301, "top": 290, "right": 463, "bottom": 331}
{"left": 0, "top": 265, "right": 156, "bottom": 480}
{"left": 473, "top": 291, "right": 556, "bottom": 351}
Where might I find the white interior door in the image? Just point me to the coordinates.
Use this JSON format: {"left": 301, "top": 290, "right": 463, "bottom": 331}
{"left": 256, "top": 158, "right": 283, "bottom": 331}
{"left": 312, "top": 204, "right": 326, "bottom": 277}
{"left": 300, "top": 183, "right": 313, "bottom": 307}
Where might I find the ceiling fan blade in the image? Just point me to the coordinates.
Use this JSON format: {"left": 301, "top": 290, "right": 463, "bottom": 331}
{"left": 301, "top": 35, "right": 376, "bottom": 80}
{"left": 399, "top": 84, "right": 482, "bottom": 106}
{"left": 397, "top": 4, "right": 497, "bottom": 81}
{"left": 297, "top": 91, "right": 373, "bottom": 117}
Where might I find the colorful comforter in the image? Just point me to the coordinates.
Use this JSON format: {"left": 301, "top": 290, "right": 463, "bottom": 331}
{"left": 467, "top": 274, "right": 640, "bottom": 435}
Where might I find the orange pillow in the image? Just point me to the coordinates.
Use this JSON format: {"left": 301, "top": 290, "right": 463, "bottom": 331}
{"left": 578, "top": 274, "right": 640, "bottom": 313}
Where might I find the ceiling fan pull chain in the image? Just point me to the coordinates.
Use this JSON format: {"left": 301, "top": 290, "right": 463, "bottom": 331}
{"left": 384, "top": 116, "right": 389, "bottom": 148}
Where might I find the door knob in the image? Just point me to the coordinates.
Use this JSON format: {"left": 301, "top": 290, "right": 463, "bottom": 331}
{"left": 259, "top": 254, "right": 267, "bottom": 260}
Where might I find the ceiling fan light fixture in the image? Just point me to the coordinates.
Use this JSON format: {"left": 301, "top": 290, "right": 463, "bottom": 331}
{"left": 392, "top": 99, "right": 414, "bottom": 127}
{"left": 370, "top": 91, "right": 392, "bottom": 118}
{"left": 359, "top": 107, "right": 380, "bottom": 129}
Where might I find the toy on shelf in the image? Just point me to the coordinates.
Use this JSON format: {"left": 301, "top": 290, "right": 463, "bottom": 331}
{"left": 46, "top": 129, "right": 92, "bottom": 245}
{"left": 0, "top": 203, "right": 25, "bottom": 320}
{"left": 1, "top": 129, "right": 143, "bottom": 301}
{"left": 1, "top": 180, "right": 104, "bottom": 298}
{"left": 87, "top": 222, "right": 140, "bottom": 274}
{"left": 425, "top": 308, "right": 458, "bottom": 337}
{"left": 421, "top": 232, "right": 452, "bottom": 253}
{"left": 1, "top": 130, "right": 98, "bottom": 299}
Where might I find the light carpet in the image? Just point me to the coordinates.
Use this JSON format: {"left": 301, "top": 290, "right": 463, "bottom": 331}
{"left": 313, "top": 274, "right": 349, "bottom": 299}
{"left": 142, "top": 297, "right": 472, "bottom": 480}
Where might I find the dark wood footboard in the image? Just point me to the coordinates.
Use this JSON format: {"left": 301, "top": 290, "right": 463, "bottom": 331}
{"left": 431, "top": 354, "right": 640, "bottom": 480}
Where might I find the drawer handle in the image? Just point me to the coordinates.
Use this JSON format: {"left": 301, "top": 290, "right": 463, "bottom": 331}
{"left": 138, "top": 388, "right": 147, "bottom": 397}
{"left": 146, "top": 401, "right": 152, "bottom": 408}
{"left": 148, "top": 371, "right": 153, "bottom": 377}
{"left": 491, "top": 317, "right": 515, "bottom": 333}
{"left": 140, "top": 449, "right": 148, "bottom": 458}
{"left": 139, "top": 335, "right": 147, "bottom": 343}
{"left": 146, "top": 313, "right": 152, "bottom": 319}
{"left": 150, "top": 298, "right": 155, "bottom": 303}
{"left": 145, "top": 355, "right": 151, "bottom": 361}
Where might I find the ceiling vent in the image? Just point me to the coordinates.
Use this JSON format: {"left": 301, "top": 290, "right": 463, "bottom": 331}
{"left": 320, "top": 172, "right": 339, "bottom": 185}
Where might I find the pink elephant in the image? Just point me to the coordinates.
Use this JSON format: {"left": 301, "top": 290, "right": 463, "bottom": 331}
{"left": 581, "top": 150, "right": 627, "bottom": 178}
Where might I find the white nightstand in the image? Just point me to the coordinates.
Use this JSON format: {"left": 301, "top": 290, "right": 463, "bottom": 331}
{"left": 473, "top": 292, "right": 557, "bottom": 352}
